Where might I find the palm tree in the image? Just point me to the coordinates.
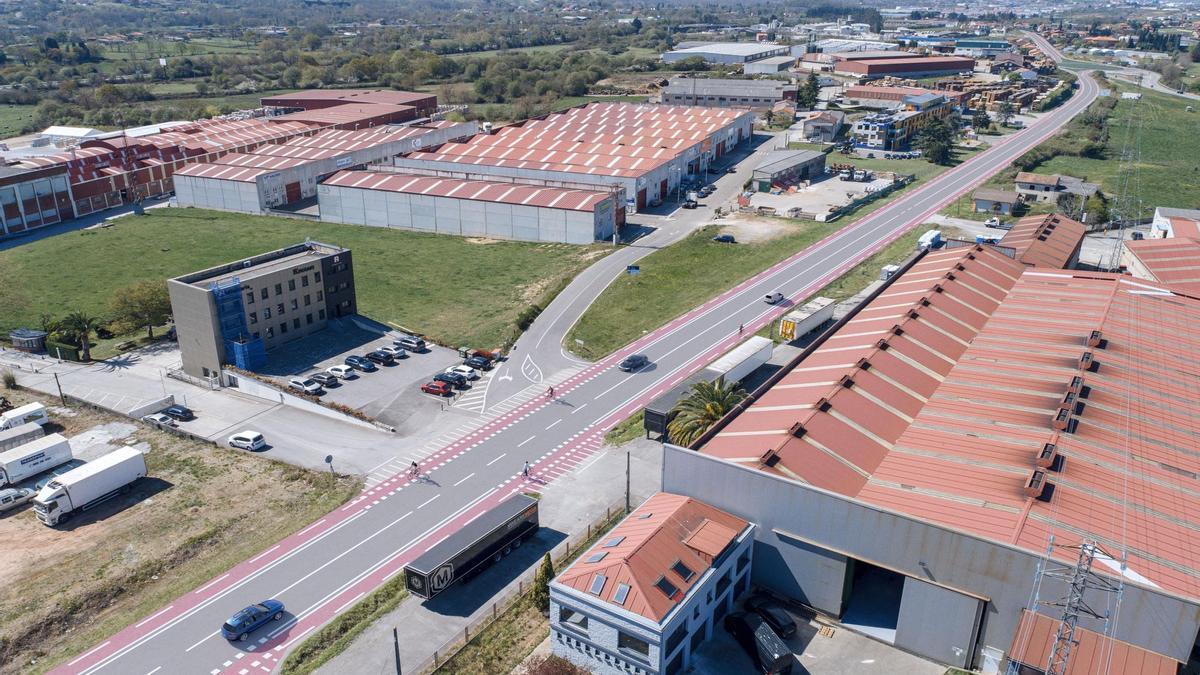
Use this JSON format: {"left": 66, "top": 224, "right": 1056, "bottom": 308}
{"left": 59, "top": 311, "right": 100, "bottom": 361}
{"left": 667, "top": 377, "right": 748, "bottom": 447}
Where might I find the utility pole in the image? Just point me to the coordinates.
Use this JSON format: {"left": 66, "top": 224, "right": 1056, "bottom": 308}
{"left": 625, "top": 450, "right": 631, "bottom": 513}
{"left": 392, "top": 626, "right": 402, "bottom": 675}
{"left": 53, "top": 373, "right": 66, "bottom": 405}
{"left": 1040, "top": 540, "right": 1123, "bottom": 675}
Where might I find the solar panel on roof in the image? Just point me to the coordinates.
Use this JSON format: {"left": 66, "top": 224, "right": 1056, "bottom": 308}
{"left": 603, "top": 536, "right": 625, "bottom": 548}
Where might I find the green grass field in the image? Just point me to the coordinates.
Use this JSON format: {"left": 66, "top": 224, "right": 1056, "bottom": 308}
{"left": 0, "top": 209, "right": 608, "bottom": 350}
{"left": 0, "top": 105, "right": 37, "bottom": 138}
{"left": 444, "top": 43, "right": 575, "bottom": 60}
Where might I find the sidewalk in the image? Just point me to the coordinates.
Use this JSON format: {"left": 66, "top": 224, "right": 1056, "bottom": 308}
{"left": 312, "top": 436, "right": 665, "bottom": 675}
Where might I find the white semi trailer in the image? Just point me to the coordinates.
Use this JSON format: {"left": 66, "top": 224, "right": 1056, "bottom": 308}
{"left": 0, "top": 433, "right": 72, "bottom": 487}
{"left": 0, "top": 422, "right": 46, "bottom": 453}
{"left": 33, "top": 446, "right": 146, "bottom": 526}
{"left": 0, "top": 402, "right": 49, "bottom": 430}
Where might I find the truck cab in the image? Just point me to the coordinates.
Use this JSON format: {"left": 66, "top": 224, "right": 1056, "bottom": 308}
{"left": 33, "top": 480, "right": 69, "bottom": 526}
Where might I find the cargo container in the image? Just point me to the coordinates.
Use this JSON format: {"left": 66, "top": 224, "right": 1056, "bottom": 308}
{"left": 0, "top": 422, "right": 46, "bottom": 453}
{"left": 0, "top": 402, "right": 49, "bottom": 430}
{"left": 0, "top": 433, "right": 72, "bottom": 486}
{"left": 32, "top": 446, "right": 146, "bottom": 526}
{"left": 405, "top": 494, "right": 539, "bottom": 600}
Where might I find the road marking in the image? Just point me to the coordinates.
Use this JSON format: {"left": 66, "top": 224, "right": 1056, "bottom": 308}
{"left": 571, "top": 403, "right": 588, "bottom": 414}
{"left": 134, "top": 605, "right": 175, "bottom": 629}
{"left": 184, "top": 630, "right": 217, "bottom": 652}
{"left": 248, "top": 545, "right": 280, "bottom": 564}
{"left": 418, "top": 495, "right": 440, "bottom": 509}
{"left": 296, "top": 519, "right": 327, "bottom": 537}
{"left": 144, "top": 666, "right": 163, "bottom": 675}
{"left": 279, "top": 625, "right": 316, "bottom": 649}
{"left": 517, "top": 435, "right": 536, "bottom": 447}
{"left": 68, "top": 642, "right": 111, "bottom": 667}
{"left": 487, "top": 452, "right": 508, "bottom": 466}
{"left": 454, "top": 473, "right": 475, "bottom": 487}
{"left": 334, "top": 592, "right": 366, "bottom": 615}
{"left": 364, "top": 455, "right": 397, "bottom": 475}
{"left": 545, "top": 419, "right": 562, "bottom": 430}
{"left": 193, "top": 574, "right": 230, "bottom": 596}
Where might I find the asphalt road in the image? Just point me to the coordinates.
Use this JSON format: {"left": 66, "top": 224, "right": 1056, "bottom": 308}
{"left": 57, "top": 69, "right": 1099, "bottom": 675}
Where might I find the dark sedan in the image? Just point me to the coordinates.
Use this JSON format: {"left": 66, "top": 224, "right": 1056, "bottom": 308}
{"left": 745, "top": 595, "right": 797, "bottom": 638}
{"left": 366, "top": 350, "right": 395, "bottom": 366}
{"left": 464, "top": 355, "right": 492, "bottom": 370}
{"left": 434, "top": 371, "right": 468, "bottom": 389}
{"left": 618, "top": 354, "right": 649, "bottom": 372}
{"left": 345, "top": 355, "right": 377, "bottom": 372}
{"left": 160, "top": 404, "right": 195, "bottom": 421}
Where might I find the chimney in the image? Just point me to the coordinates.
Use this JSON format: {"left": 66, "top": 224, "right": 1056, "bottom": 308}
{"left": 1025, "top": 469, "right": 1050, "bottom": 499}
{"left": 1036, "top": 442, "right": 1057, "bottom": 468}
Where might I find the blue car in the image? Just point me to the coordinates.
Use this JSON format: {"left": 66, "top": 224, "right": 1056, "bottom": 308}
{"left": 221, "top": 599, "right": 285, "bottom": 641}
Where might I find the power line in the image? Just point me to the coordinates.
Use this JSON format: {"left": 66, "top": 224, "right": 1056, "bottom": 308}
{"left": 1042, "top": 541, "right": 1124, "bottom": 675}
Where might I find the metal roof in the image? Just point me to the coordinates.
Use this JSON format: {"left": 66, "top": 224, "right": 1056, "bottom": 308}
{"left": 753, "top": 150, "right": 825, "bottom": 176}
{"left": 174, "top": 162, "right": 277, "bottom": 183}
{"left": 1009, "top": 610, "right": 1178, "bottom": 674}
{"left": 1015, "top": 171, "right": 1061, "bottom": 186}
{"left": 554, "top": 493, "right": 749, "bottom": 623}
{"left": 1122, "top": 237, "right": 1200, "bottom": 296}
{"left": 1000, "top": 213, "right": 1086, "bottom": 268}
{"left": 665, "top": 42, "right": 787, "bottom": 57}
{"left": 972, "top": 188, "right": 1020, "bottom": 203}
{"left": 322, "top": 170, "right": 613, "bottom": 212}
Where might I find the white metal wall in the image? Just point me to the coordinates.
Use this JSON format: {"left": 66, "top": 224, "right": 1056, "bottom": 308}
{"left": 318, "top": 184, "right": 608, "bottom": 244}
{"left": 175, "top": 175, "right": 262, "bottom": 213}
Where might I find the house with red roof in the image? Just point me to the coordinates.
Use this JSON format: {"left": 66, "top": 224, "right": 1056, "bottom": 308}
{"left": 550, "top": 492, "right": 753, "bottom": 675}
{"left": 1150, "top": 206, "right": 1200, "bottom": 239}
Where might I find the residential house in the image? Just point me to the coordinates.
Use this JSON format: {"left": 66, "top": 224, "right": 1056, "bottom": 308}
{"left": 550, "top": 493, "right": 755, "bottom": 675}
{"left": 1013, "top": 172, "right": 1100, "bottom": 219}
{"left": 999, "top": 213, "right": 1087, "bottom": 268}
{"left": 972, "top": 188, "right": 1020, "bottom": 216}
{"left": 1120, "top": 236, "right": 1200, "bottom": 295}
{"left": 1150, "top": 206, "right": 1200, "bottom": 238}
{"left": 798, "top": 111, "right": 846, "bottom": 142}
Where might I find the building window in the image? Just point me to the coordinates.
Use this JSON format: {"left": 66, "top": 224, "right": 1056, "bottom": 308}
{"left": 314, "top": 271, "right": 321, "bottom": 282}
{"left": 291, "top": 299, "right": 298, "bottom": 311}
{"left": 306, "top": 313, "right": 313, "bottom": 325}
{"left": 274, "top": 283, "right": 282, "bottom": 296}
{"left": 288, "top": 279, "right": 296, "bottom": 291}
{"left": 302, "top": 275, "right": 309, "bottom": 287}
{"left": 261, "top": 288, "right": 269, "bottom": 300}
{"left": 617, "top": 632, "right": 650, "bottom": 661}
{"left": 291, "top": 318, "right": 298, "bottom": 329}
{"left": 339, "top": 300, "right": 351, "bottom": 309}
{"left": 277, "top": 303, "right": 285, "bottom": 316}
{"left": 559, "top": 607, "right": 589, "bottom": 635}
{"left": 266, "top": 327, "right": 274, "bottom": 338}
{"left": 304, "top": 294, "right": 311, "bottom": 306}
{"left": 588, "top": 573, "right": 607, "bottom": 596}
{"left": 249, "top": 312, "right": 258, "bottom": 325}
{"left": 245, "top": 292, "right": 254, "bottom": 305}
{"left": 690, "top": 623, "right": 706, "bottom": 652}
{"left": 263, "top": 307, "right": 272, "bottom": 319}
{"left": 655, "top": 576, "right": 680, "bottom": 600}
{"left": 737, "top": 549, "right": 750, "bottom": 573}
{"left": 671, "top": 560, "right": 695, "bottom": 582}
{"left": 319, "top": 309, "right": 326, "bottom": 320}
{"left": 317, "top": 291, "right": 324, "bottom": 301}
{"left": 665, "top": 624, "right": 686, "bottom": 656}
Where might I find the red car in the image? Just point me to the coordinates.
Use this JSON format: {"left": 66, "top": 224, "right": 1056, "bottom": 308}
{"left": 421, "top": 381, "right": 453, "bottom": 396}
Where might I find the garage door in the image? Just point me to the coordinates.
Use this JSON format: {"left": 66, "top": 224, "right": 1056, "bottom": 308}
{"left": 894, "top": 577, "right": 983, "bottom": 669}
{"left": 285, "top": 182, "right": 302, "bottom": 203}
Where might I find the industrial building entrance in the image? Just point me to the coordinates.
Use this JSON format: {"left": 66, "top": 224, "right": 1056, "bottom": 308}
{"left": 840, "top": 558, "right": 983, "bottom": 669}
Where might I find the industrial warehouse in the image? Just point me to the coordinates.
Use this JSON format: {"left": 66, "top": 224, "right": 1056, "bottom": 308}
{"left": 317, "top": 171, "right": 622, "bottom": 244}
{"left": 657, "top": 243, "right": 1200, "bottom": 673}
{"left": 393, "top": 103, "right": 754, "bottom": 211}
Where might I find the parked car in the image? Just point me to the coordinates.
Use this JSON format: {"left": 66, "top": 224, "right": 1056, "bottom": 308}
{"left": 365, "top": 350, "right": 395, "bottom": 366}
{"left": 464, "top": 355, "right": 492, "bottom": 371}
{"left": 395, "top": 336, "right": 427, "bottom": 352}
{"left": 141, "top": 412, "right": 177, "bottom": 427}
{"left": 0, "top": 487, "right": 35, "bottom": 513}
{"left": 228, "top": 430, "right": 266, "bottom": 451}
{"left": 309, "top": 372, "right": 338, "bottom": 387}
{"left": 160, "top": 404, "right": 195, "bottom": 422}
{"left": 221, "top": 599, "right": 285, "bottom": 641}
{"left": 421, "top": 381, "right": 454, "bottom": 396}
{"left": 378, "top": 345, "right": 407, "bottom": 359}
{"left": 618, "top": 354, "right": 650, "bottom": 372}
{"left": 288, "top": 377, "right": 324, "bottom": 395}
{"left": 726, "top": 166, "right": 738, "bottom": 174}
{"left": 984, "top": 217, "right": 1003, "bottom": 228}
{"left": 327, "top": 364, "right": 357, "bottom": 379}
{"left": 712, "top": 234, "right": 736, "bottom": 244}
{"left": 700, "top": 184, "right": 716, "bottom": 196}
{"left": 745, "top": 595, "right": 798, "bottom": 638}
{"left": 764, "top": 292, "right": 786, "bottom": 305}
{"left": 434, "top": 371, "right": 468, "bottom": 389}
{"left": 682, "top": 199, "right": 698, "bottom": 209}
{"left": 345, "top": 355, "right": 377, "bottom": 372}
{"left": 725, "top": 612, "right": 793, "bottom": 674}
{"left": 445, "top": 365, "right": 479, "bottom": 380}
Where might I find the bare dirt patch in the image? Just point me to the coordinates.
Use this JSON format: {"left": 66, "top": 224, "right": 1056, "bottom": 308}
{"left": 711, "top": 215, "right": 806, "bottom": 244}
{"left": 465, "top": 237, "right": 502, "bottom": 245}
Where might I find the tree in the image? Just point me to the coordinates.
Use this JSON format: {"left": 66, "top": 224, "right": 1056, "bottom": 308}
{"left": 668, "top": 377, "right": 747, "bottom": 446}
{"left": 996, "top": 101, "right": 1014, "bottom": 127}
{"left": 914, "top": 116, "right": 956, "bottom": 166}
{"left": 971, "top": 109, "right": 991, "bottom": 130}
{"left": 631, "top": 17, "right": 643, "bottom": 33}
{"left": 532, "top": 552, "right": 554, "bottom": 614}
{"left": 110, "top": 280, "right": 171, "bottom": 339}
{"left": 58, "top": 312, "right": 100, "bottom": 361}
{"left": 1084, "top": 191, "right": 1110, "bottom": 225}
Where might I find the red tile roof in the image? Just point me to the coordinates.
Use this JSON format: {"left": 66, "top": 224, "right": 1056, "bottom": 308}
{"left": 555, "top": 493, "right": 749, "bottom": 623}
{"left": 1168, "top": 216, "right": 1200, "bottom": 239}
{"left": 322, "top": 170, "right": 614, "bottom": 212}
{"left": 1121, "top": 237, "right": 1200, "bottom": 296}
{"left": 1001, "top": 213, "right": 1086, "bottom": 268}
{"left": 1016, "top": 172, "right": 1062, "bottom": 187}
{"left": 1010, "top": 610, "right": 1179, "bottom": 674}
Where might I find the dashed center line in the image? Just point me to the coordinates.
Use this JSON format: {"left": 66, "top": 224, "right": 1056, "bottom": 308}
{"left": 545, "top": 419, "right": 562, "bottom": 430}
{"left": 418, "top": 495, "right": 440, "bottom": 509}
{"left": 454, "top": 473, "right": 475, "bottom": 487}
{"left": 487, "top": 452, "right": 508, "bottom": 466}
{"left": 517, "top": 436, "right": 536, "bottom": 448}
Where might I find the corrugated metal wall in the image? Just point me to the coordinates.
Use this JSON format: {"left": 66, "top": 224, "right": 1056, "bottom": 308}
{"left": 175, "top": 175, "right": 262, "bottom": 214}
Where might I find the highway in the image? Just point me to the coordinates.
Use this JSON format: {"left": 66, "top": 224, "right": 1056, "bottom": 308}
{"left": 56, "top": 66, "right": 1099, "bottom": 675}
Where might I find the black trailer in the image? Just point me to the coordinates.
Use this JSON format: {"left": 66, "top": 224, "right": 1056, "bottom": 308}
{"left": 405, "top": 493, "right": 539, "bottom": 600}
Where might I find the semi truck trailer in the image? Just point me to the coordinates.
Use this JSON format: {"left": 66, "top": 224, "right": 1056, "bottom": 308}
{"left": 0, "top": 422, "right": 45, "bottom": 453}
{"left": 0, "top": 433, "right": 72, "bottom": 487}
{"left": 0, "top": 402, "right": 49, "bottom": 430}
{"left": 33, "top": 446, "right": 146, "bottom": 526}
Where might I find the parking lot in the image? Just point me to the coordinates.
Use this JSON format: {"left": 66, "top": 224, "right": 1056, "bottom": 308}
{"left": 748, "top": 172, "right": 897, "bottom": 220}
{"left": 691, "top": 594, "right": 943, "bottom": 675}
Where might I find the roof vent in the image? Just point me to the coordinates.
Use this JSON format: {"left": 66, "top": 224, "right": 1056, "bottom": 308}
{"left": 932, "top": 284, "right": 944, "bottom": 294}
{"left": 760, "top": 448, "right": 782, "bottom": 467}
{"left": 891, "top": 325, "right": 905, "bottom": 336}
{"left": 1079, "top": 351, "right": 1094, "bottom": 371}
{"left": 1060, "top": 391, "right": 1077, "bottom": 413}
{"left": 1052, "top": 407, "right": 1072, "bottom": 431}
{"left": 955, "top": 263, "right": 967, "bottom": 272}
{"left": 968, "top": 251, "right": 978, "bottom": 259}
{"left": 1037, "top": 442, "right": 1057, "bottom": 468}
{"left": 919, "top": 296, "right": 931, "bottom": 306}
{"left": 856, "top": 358, "right": 872, "bottom": 370}
{"left": 1088, "top": 330, "right": 1103, "bottom": 348}
{"left": 788, "top": 422, "right": 806, "bottom": 438}
{"left": 815, "top": 397, "right": 832, "bottom": 412}
{"left": 1025, "top": 469, "right": 1052, "bottom": 499}
{"left": 907, "top": 309, "right": 921, "bottom": 320}
{"left": 875, "top": 339, "right": 891, "bottom": 350}
{"left": 1067, "top": 375, "right": 1083, "bottom": 395}
{"left": 945, "top": 272, "right": 958, "bottom": 281}
{"left": 839, "top": 375, "right": 855, "bottom": 388}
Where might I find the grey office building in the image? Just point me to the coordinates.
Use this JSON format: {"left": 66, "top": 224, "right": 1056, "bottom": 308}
{"left": 168, "top": 241, "right": 356, "bottom": 379}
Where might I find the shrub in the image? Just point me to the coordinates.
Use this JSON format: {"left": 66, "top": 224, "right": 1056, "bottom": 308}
{"left": 2, "top": 370, "right": 17, "bottom": 390}
{"left": 520, "top": 654, "right": 589, "bottom": 675}
{"left": 45, "top": 341, "right": 81, "bottom": 362}
{"left": 516, "top": 304, "right": 543, "bottom": 331}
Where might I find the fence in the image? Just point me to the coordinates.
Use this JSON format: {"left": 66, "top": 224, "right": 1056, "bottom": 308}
{"left": 824, "top": 173, "right": 915, "bottom": 222}
{"left": 165, "top": 366, "right": 220, "bottom": 390}
{"left": 411, "top": 499, "right": 628, "bottom": 674}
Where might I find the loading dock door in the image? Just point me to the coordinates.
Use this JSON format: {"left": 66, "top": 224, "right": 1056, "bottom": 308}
{"left": 894, "top": 577, "right": 983, "bottom": 669}
{"left": 284, "top": 182, "right": 302, "bottom": 203}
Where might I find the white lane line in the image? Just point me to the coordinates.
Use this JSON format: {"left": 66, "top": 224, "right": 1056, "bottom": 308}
{"left": 570, "top": 403, "right": 589, "bottom": 414}
{"left": 454, "top": 473, "right": 475, "bottom": 487}
{"left": 545, "top": 419, "right": 562, "bottom": 430}
{"left": 248, "top": 545, "right": 280, "bottom": 564}
{"left": 296, "top": 518, "right": 327, "bottom": 537}
{"left": 487, "top": 452, "right": 508, "bottom": 466}
{"left": 144, "top": 667, "right": 162, "bottom": 675}
{"left": 334, "top": 592, "right": 366, "bottom": 615}
{"left": 364, "top": 455, "right": 397, "bottom": 475}
{"left": 184, "top": 630, "right": 218, "bottom": 652}
{"left": 418, "top": 495, "right": 440, "bottom": 509}
{"left": 134, "top": 605, "right": 175, "bottom": 629}
{"left": 280, "top": 625, "right": 315, "bottom": 650}
{"left": 68, "top": 641, "right": 111, "bottom": 667}
{"left": 517, "top": 435, "right": 536, "bottom": 448}
{"left": 193, "top": 574, "right": 230, "bottom": 596}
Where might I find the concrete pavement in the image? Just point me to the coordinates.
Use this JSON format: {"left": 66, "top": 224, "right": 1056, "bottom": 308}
{"left": 54, "top": 67, "right": 1098, "bottom": 675}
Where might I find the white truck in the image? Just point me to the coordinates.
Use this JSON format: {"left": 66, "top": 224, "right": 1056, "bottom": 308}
{"left": 33, "top": 446, "right": 146, "bottom": 526}
{"left": 0, "top": 433, "right": 72, "bottom": 487}
{"left": 0, "top": 402, "right": 50, "bottom": 430}
{"left": 0, "top": 422, "right": 45, "bottom": 453}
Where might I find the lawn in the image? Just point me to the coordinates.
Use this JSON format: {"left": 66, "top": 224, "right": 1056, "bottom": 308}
{"left": 0, "top": 105, "right": 37, "bottom": 139}
{"left": 0, "top": 209, "right": 609, "bottom": 351}
{"left": 811, "top": 224, "right": 965, "bottom": 302}
{"left": 0, "top": 388, "right": 360, "bottom": 674}
{"left": 444, "top": 43, "right": 576, "bottom": 60}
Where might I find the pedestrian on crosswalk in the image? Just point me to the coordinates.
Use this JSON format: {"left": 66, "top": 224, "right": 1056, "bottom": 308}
{"left": 523, "top": 461, "right": 531, "bottom": 477}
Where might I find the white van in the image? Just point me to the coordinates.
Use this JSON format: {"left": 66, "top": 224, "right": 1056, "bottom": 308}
{"left": 228, "top": 431, "right": 266, "bottom": 451}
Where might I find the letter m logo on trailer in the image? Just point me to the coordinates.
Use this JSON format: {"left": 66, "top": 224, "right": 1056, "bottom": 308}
{"left": 430, "top": 563, "right": 455, "bottom": 595}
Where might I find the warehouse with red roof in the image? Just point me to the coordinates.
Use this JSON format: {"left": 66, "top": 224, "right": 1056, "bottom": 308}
{"left": 659, "top": 243, "right": 1200, "bottom": 673}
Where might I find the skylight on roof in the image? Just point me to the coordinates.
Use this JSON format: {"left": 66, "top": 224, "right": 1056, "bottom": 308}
{"left": 637, "top": 512, "right": 654, "bottom": 519}
{"left": 589, "top": 574, "right": 607, "bottom": 596}
{"left": 671, "top": 560, "right": 695, "bottom": 582}
{"left": 613, "top": 583, "right": 631, "bottom": 605}
{"left": 586, "top": 552, "right": 608, "bottom": 563}
{"left": 603, "top": 536, "right": 626, "bottom": 548}
{"left": 654, "top": 575, "right": 679, "bottom": 599}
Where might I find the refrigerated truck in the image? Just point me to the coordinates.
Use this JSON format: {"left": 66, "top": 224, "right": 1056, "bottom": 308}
{"left": 33, "top": 446, "right": 147, "bottom": 526}
{"left": 405, "top": 493, "right": 539, "bottom": 600}
{"left": 0, "top": 422, "right": 45, "bottom": 453}
{"left": 0, "top": 402, "right": 49, "bottom": 430}
{"left": 0, "top": 433, "right": 71, "bottom": 487}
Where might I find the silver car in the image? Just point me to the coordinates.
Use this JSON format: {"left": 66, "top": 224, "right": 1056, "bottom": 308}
{"left": 0, "top": 487, "right": 35, "bottom": 513}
